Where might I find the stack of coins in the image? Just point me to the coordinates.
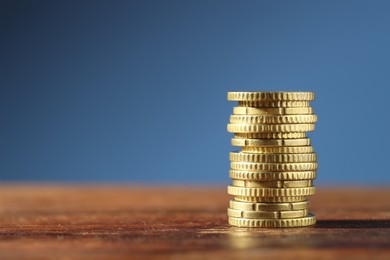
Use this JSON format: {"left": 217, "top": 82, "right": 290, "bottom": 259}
{"left": 226, "top": 92, "right": 317, "bottom": 228}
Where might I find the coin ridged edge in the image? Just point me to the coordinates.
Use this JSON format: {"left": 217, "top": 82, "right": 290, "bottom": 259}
{"left": 238, "top": 101, "right": 310, "bottom": 107}
{"left": 228, "top": 92, "right": 315, "bottom": 101}
{"left": 229, "top": 170, "right": 317, "bottom": 181}
{"left": 230, "top": 152, "right": 317, "bottom": 163}
{"left": 227, "top": 123, "right": 315, "bottom": 133}
{"left": 230, "top": 115, "right": 317, "bottom": 124}
{"left": 241, "top": 146, "right": 314, "bottom": 154}
{"left": 227, "top": 186, "right": 316, "bottom": 197}
{"left": 231, "top": 179, "right": 313, "bottom": 188}
{"left": 231, "top": 162, "right": 318, "bottom": 171}
{"left": 234, "top": 132, "right": 306, "bottom": 139}
{"left": 228, "top": 213, "right": 316, "bottom": 227}
{"left": 234, "top": 196, "right": 307, "bottom": 203}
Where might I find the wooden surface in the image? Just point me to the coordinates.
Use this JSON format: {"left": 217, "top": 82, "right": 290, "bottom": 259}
{"left": 0, "top": 185, "right": 389, "bottom": 259}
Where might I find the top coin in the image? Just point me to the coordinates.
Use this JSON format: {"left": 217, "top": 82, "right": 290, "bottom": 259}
{"left": 228, "top": 92, "right": 315, "bottom": 101}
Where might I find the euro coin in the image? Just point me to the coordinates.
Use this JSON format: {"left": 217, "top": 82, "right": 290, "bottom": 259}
{"left": 234, "top": 133, "right": 306, "bottom": 139}
{"left": 230, "top": 115, "right": 317, "bottom": 124}
{"left": 229, "top": 200, "right": 309, "bottom": 211}
{"left": 229, "top": 170, "right": 317, "bottom": 181}
{"left": 231, "top": 179, "right": 313, "bottom": 188}
{"left": 230, "top": 161, "right": 318, "bottom": 171}
{"left": 238, "top": 100, "right": 310, "bottom": 107}
{"left": 228, "top": 208, "right": 308, "bottom": 219}
{"left": 241, "top": 146, "right": 314, "bottom": 154}
{"left": 229, "top": 152, "right": 317, "bottom": 163}
{"left": 231, "top": 138, "right": 311, "bottom": 147}
{"left": 228, "top": 213, "right": 316, "bottom": 227}
{"left": 234, "top": 196, "right": 307, "bottom": 203}
{"left": 227, "top": 186, "right": 316, "bottom": 197}
{"left": 227, "top": 92, "right": 315, "bottom": 101}
{"left": 233, "top": 106, "right": 314, "bottom": 115}
{"left": 227, "top": 123, "right": 315, "bottom": 133}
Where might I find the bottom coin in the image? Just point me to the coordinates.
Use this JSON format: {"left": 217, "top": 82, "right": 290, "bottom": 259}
{"left": 228, "top": 213, "right": 316, "bottom": 228}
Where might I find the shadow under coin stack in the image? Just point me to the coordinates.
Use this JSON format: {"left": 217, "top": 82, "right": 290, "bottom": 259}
{"left": 227, "top": 92, "right": 318, "bottom": 227}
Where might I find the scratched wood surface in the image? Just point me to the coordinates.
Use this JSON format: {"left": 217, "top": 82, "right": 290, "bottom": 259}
{"left": 0, "top": 185, "right": 389, "bottom": 259}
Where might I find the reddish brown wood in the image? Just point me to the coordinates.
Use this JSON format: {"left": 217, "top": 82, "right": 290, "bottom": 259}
{"left": 0, "top": 185, "right": 389, "bottom": 259}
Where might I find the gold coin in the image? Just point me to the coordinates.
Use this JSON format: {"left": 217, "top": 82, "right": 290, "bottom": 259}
{"left": 228, "top": 213, "right": 316, "bottom": 227}
{"left": 234, "top": 196, "right": 306, "bottom": 203}
{"left": 229, "top": 200, "right": 309, "bottom": 211}
{"left": 230, "top": 162, "right": 318, "bottom": 171}
{"left": 231, "top": 138, "right": 311, "bottom": 147}
{"left": 230, "top": 115, "right": 317, "bottom": 124}
{"left": 228, "top": 208, "right": 308, "bottom": 219}
{"left": 227, "top": 123, "right": 315, "bottom": 133}
{"left": 227, "top": 186, "right": 316, "bottom": 197}
{"left": 241, "top": 146, "right": 314, "bottom": 154}
{"left": 229, "top": 170, "right": 317, "bottom": 181}
{"left": 234, "top": 133, "right": 306, "bottom": 139}
{"left": 233, "top": 107, "right": 314, "bottom": 115}
{"left": 232, "top": 179, "right": 313, "bottom": 188}
{"left": 230, "top": 152, "right": 317, "bottom": 163}
{"left": 238, "top": 101, "right": 310, "bottom": 107}
{"left": 227, "top": 92, "right": 315, "bottom": 101}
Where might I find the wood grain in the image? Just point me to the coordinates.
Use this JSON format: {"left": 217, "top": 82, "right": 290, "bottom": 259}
{"left": 0, "top": 185, "right": 389, "bottom": 259}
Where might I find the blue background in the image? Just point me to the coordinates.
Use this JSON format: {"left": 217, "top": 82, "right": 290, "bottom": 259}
{"left": 1, "top": 0, "right": 389, "bottom": 184}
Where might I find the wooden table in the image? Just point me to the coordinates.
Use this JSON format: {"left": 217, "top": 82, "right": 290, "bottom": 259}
{"left": 0, "top": 185, "right": 389, "bottom": 259}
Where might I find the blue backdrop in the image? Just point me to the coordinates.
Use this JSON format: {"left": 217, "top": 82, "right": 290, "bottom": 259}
{"left": 1, "top": 0, "right": 389, "bottom": 184}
